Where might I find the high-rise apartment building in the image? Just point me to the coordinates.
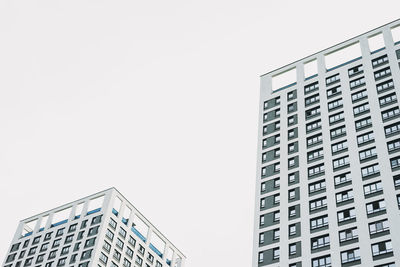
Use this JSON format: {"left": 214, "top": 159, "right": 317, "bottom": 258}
{"left": 3, "top": 188, "right": 185, "bottom": 267}
{"left": 253, "top": 19, "right": 400, "bottom": 267}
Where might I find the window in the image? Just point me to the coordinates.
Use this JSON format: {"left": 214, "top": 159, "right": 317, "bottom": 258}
{"left": 138, "top": 245, "right": 145, "bottom": 255}
{"left": 337, "top": 208, "right": 356, "bottom": 223}
{"left": 357, "top": 131, "right": 374, "bottom": 146}
{"left": 369, "top": 219, "right": 389, "bottom": 235}
{"left": 287, "top": 90, "right": 296, "bottom": 100}
{"left": 307, "top": 133, "right": 323, "bottom": 147}
{"left": 259, "top": 233, "right": 264, "bottom": 244}
{"left": 61, "top": 246, "right": 70, "bottom": 255}
{"left": 288, "top": 115, "right": 296, "bottom": 125}
{"left": 109, "top": 218, "right": 117, "bottom": 229}
{"left": 274, "top": 178, "right": 280, "bottom": 188}
{"left": 332, "top": 156, "right": 349, "bottom": 169}
{"left": 32, "top": 237, "right": 40, "bottom": 245}
{"left": 348, "top": 64, "right": 363, "bottom": 76}
{"left": 274, "top": 121, "right": 280, "bottom": 130}
{"left": 308, "top": 164, "right": 324, "bottom": 177}
{"left": 289, "top": 224, "right": 297, "bottom": 236}
{"left": 328, "top": 98, "right": 343, "bottom": 111}
{"left": 327, "top": 85, "right": 341, "bottom": 98}
{"left": 359, "top": 147, "right": 377, "bottom": 161}
{"left": 289, "top": 243, "right": 297, "bottom": 255}
{"left": 288, "top": 189, "right": 296, "bottom": 200}
{"left": 326, "top": 73, "right": 340, "bottom": 85}
{"left": 100, "top": 253, "right": 108, "bottom": 264}
{"left": 312, "top": 255, "right": 331, "bottom": 267}
{"left": 81, "top": 249, "right": 92, "bottom": 260}
{"left": 261, "top": 167, "right": 266, "bottom": 177}
{"left": 119, "top": 227, "right": 127, "bottom": 238}
{"left": 103, "top": 241, "right": 111, "bottom": 252}
{"left": 308, "top": 148, "right": 323, "bottom": 161}
{"left": 306, "top": 119, "right": 322, "bottom": 132}
{"left": 288, "top": 128, "right": 296, "bottom": 138}
{"left": 351, "top": 89, "right": 368, "bottom": 102}
{"left": 259, "top": 215, "right": 265, "bottom": 226}
{"left": 77, "top": 231, "right": 84, "bottom": 240}
{"left": 309, "top": 180, "right": 326, "bottom": 194}
{"left": 56, "top": 228, "right": 64, "bottom": 237}
{"left": 126, "top": 247, "right": 134, "bottom": 258}
{"left": 53, "top": 239, "right": 61, "bottom": 248}
{"left": 382, "top": 107, "right": 400, "bottom": 121}
{"left": 274, "top": 134, "right": 280, "bottom": 143}
{"left": 49, "top": 250, "right": 57, "bottom": 259}
{"left": 106, "top": 229, "right": 114, "bottom": 241}
{"left": 339, "top": 227, "right": 358, "bottom": 243}
{"left": 273, "top": 229, "right": 280, "bottom": 240}
{"left": 384, "top": 121, "right": 400, "bottom": 136}
{"left": 374, "top": 67, "right": 391, "bottom": 80}
{"left": 364, "top": 181, "right": 383, "bottom": 196}
{"left": 123, "top": 258, "right": 132, "bottom": 267}
{"left": 135, "top": 256, "right": 143, "bottom": 266}
{"left": 113, "top": 250, "right": 122, "bottom": 261}
{"left": 116, "top": 238, "right": 124, "bottom": 250}
{"left": 273, "top": 194, "right": 280, "bottom": 204}
{"left": 64, "top": 234, "right": 74, "bottom": 244}
{"left": 40, "top": 243, "right": 49, "bottom": 252}
{"left": 349, "top": 76, "right": 365, "bottom": 89}
{"left": 372, "top": 54, "right": 388, "bottom": 67}
{"left": 258, "top": 252, "right": 264, "bottom": 263}
{"left": 379, "top": 92, "right": 397, "bottom": 106}
{"left": 88, "top": 226, "right": 99, "bottom": 237}
{"left": 371, "top": 240, "right": 392, "bottom": 257}
{"left": 366, "top": 199, "right": 386, "bottom": 215}
{"left": 330, "top": 125, "right": 346, "bottom": 139}
{"left": 36, "top": 254, "right": 44, "bottom": 263}
{"left": 306, "top": 106, "right": 321, "bottom": 118}
{"left": 331, "top": 140, "right": 348, "bottom": 153}
{"left": 329, "top": 111, "right": 344, "bottom": 124}
{"left": 353, "top": 103, "right": 370, "bottom": 115}
{"left": 24, "top": 258, "right": 33, "bottom": 266}
{"left": 260, "top": 182, "right": 266, "bottom": 192}
{"left": 361, "top": 163, "right": 380, "bottom": 178}
{"left": 288, "top": 143, "right": 295, "bottom": 153}
{"left": 377, "top": 79, "right": 394, "bottom": 93}
{"left": 310, "top": 197, "right": 327, "bottom": 211}
{"left": 273, "top": 248, "right": 280, "bottom": 259}
{"left": 336, "top": 190, "right": 353, "bottom": 203}
{"left": 28, "top": 247, "right": 37, "bottom": 256}
{"left": 288, "top": 157, "right": 296, "bottom": 167}
{"left": 288, "top": 173, "right": 296, "bottom": 184}
{"left": 273, "top": 211, "right": 280, "bottom": 222}
{"left": 311, "top": 234, "right": 330, "bottom": 250}
{"left": 288, "top": 103, "right": 296, "bottom": 113}
{"left": 80, "top": 220, "right": 88, "bottom": 229}
{"left": 275, "top": 108, "right": 281, "bottom": 116}
{"left": 260, "top": 198, "right": 265, "bottom": 209}
{"left": 69, "top": 224, "right": 77, "bottom": 232}
{"left": 341, "top": 248, "right": 360, "bottom": 264}
{"left": 355, "top": 116, "right": 372, "bottom": 130}
{"left": 274, "top": 163, "right": 280, "bottom": 172}
{"left": 305, "top": 94, "right": 320, "bottom": 106}
{"left": 304, "top": 81, "right": 319, "bottom": 94}
{"left": 394, "top": 175, "right": 400, "bottom": 187}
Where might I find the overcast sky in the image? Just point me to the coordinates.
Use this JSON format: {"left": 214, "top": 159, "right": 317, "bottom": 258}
{"left": 1, "top": 1, "right": 400, "bottom": 266}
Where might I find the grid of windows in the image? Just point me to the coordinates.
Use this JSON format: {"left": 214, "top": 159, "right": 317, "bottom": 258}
{"left": 254, "top": 21, "right": 400, "bottom": 267}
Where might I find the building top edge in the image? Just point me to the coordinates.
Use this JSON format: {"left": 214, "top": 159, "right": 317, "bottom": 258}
{"left": 260, "top": 17, "right": 400, "bottom": 78}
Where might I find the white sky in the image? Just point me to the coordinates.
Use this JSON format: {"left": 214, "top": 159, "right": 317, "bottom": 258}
{"left": 0, "top": 1, "right": 399, "bottom": 266}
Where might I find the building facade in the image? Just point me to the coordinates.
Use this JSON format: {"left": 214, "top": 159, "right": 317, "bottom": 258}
{"left": 3, "top": 188, "right": 185, "bottom": 267}
{"left": 253, "top": 19, "right": 400, "bottom": 267}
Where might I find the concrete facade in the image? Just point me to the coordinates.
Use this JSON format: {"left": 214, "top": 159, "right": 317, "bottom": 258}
{"left": 253, "top": 19, "right": 400, "bottom": 267}
{"left": 2, "top": 188, "right": 185, "bottom": 267}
